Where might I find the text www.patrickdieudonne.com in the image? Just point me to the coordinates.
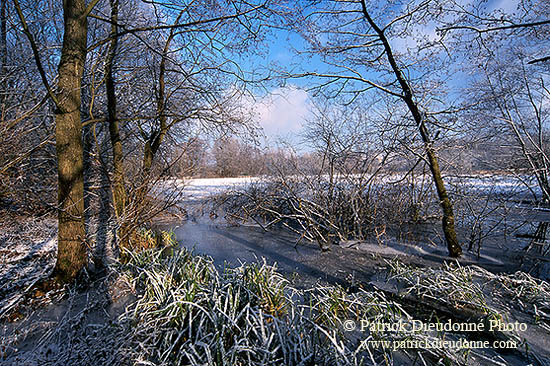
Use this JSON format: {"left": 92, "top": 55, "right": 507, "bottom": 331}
{"left": 342, "top": 318, "right": 525, "bottom": 351}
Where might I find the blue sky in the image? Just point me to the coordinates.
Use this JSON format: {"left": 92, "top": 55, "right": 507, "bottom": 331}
{"left": 237, "top": 0, "right": 523, "bottom": 146}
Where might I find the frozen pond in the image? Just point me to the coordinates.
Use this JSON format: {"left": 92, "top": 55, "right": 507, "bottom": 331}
{"left": 167, "top": 214, "right": 382, "bottom": 288}
{"left": 163, "top": 175, "right": 550, "bottom": 283}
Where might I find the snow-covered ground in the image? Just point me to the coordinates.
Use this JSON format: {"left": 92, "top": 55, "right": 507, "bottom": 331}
{"left": 159, "top": 174, "right": 539, "bottom": 202}
{"left": 183, "top": 177, "right": 261, "bottom": 199}
{"left": 0, "top": 218, "right": 57, "bottom": 319}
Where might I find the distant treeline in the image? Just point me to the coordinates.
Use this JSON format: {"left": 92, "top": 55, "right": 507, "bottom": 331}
{"left": 168, "top": 136, "right": 525, "bottom": 179}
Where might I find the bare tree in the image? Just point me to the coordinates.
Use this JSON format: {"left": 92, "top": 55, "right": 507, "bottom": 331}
{"left": 105, "top": 0, "right": 126, "bottom": 220}
{"left": 12, "top": 0, "right": 100, "bottom": 281}
{"left": 85, "top": 0, "right": 273, "bottom": 250}
{"left": 283, "top": 0, "right": 463, "bottom": 256}
{"left": 50, "top": 0, "right": 92, "bottom": 281}
{"left": 438, "top": 0, "right": 550, "bottom": 204}
{"left": 360, "top": 0, "right": 461, "bottom": 257}
{"left": 0, "top": 0, "right": 55, "bottom": 216}
{"left": 9, "top": 0, "right": 277, "bottom": 278}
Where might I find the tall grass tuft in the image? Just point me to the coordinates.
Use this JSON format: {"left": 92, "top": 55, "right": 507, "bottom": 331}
{"left": 114, "top": 248, "right": 490, "bottom": 365}
{"left": 120, "top": 228, "right": 178, "bottom": 262}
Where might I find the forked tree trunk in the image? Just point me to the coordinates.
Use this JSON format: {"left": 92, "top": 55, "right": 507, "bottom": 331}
{"left": 141, "top": 18, "right": 181, "bottom": 176}
{"left": 360, "top": 1, "right": 462, "bottom": 257}
{"left": 141, "top": 27, "right": 174, "bottom": 176}
{"left": 53, "top": 0, "right": 88, "bottom": 281}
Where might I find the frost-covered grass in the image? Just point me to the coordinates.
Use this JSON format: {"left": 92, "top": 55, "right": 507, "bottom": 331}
{"left": 387, "top": 259, "right": 501, "bottom": 319}
{"left": 114, "top": 248, "right": 523, "bottom": 366}
{"left": 3, "top": 245, "right": 546, "bottom": 365}
{"left": 387, "top": 258, "right": 550, "bottom": 337}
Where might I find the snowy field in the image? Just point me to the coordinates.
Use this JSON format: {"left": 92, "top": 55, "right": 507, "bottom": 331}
{"left": 157, "top": 174, "right": 540, "bottom": 203}
{"left": 156, "top": 177, "right": 261, "bottom": 202}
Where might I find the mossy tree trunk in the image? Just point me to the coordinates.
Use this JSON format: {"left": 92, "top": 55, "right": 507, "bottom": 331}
{"left": 53, "top": 0, "right": 89, "bottom": 281}
{"left": 360, "top": 0, "right": 462, "bottom": 257}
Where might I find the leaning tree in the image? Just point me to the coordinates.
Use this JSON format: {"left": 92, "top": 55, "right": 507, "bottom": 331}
{"left": 284, "top": 0, "right": 463, "bottom": 256}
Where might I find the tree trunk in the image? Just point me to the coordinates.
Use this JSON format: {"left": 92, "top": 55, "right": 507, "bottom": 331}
{"left": 105, "top": 0, "right": 126, "bottom": 219}
{"left": 360, "top": 1, "right": 462, "bottom": 257}
{"left": 53, "top": 0, "right": 88, "bottom": 281}
{"left": 141, "top": 21, "right": 178, "bottom": 175}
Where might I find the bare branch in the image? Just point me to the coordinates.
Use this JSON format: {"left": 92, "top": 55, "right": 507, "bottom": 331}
{"left": 12, "top": 0, "right": 59, "bottom": 108}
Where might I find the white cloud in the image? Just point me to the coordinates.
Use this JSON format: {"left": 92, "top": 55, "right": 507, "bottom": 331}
{"left": 254, "top": 85, "right": 312, "bottom": 140}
